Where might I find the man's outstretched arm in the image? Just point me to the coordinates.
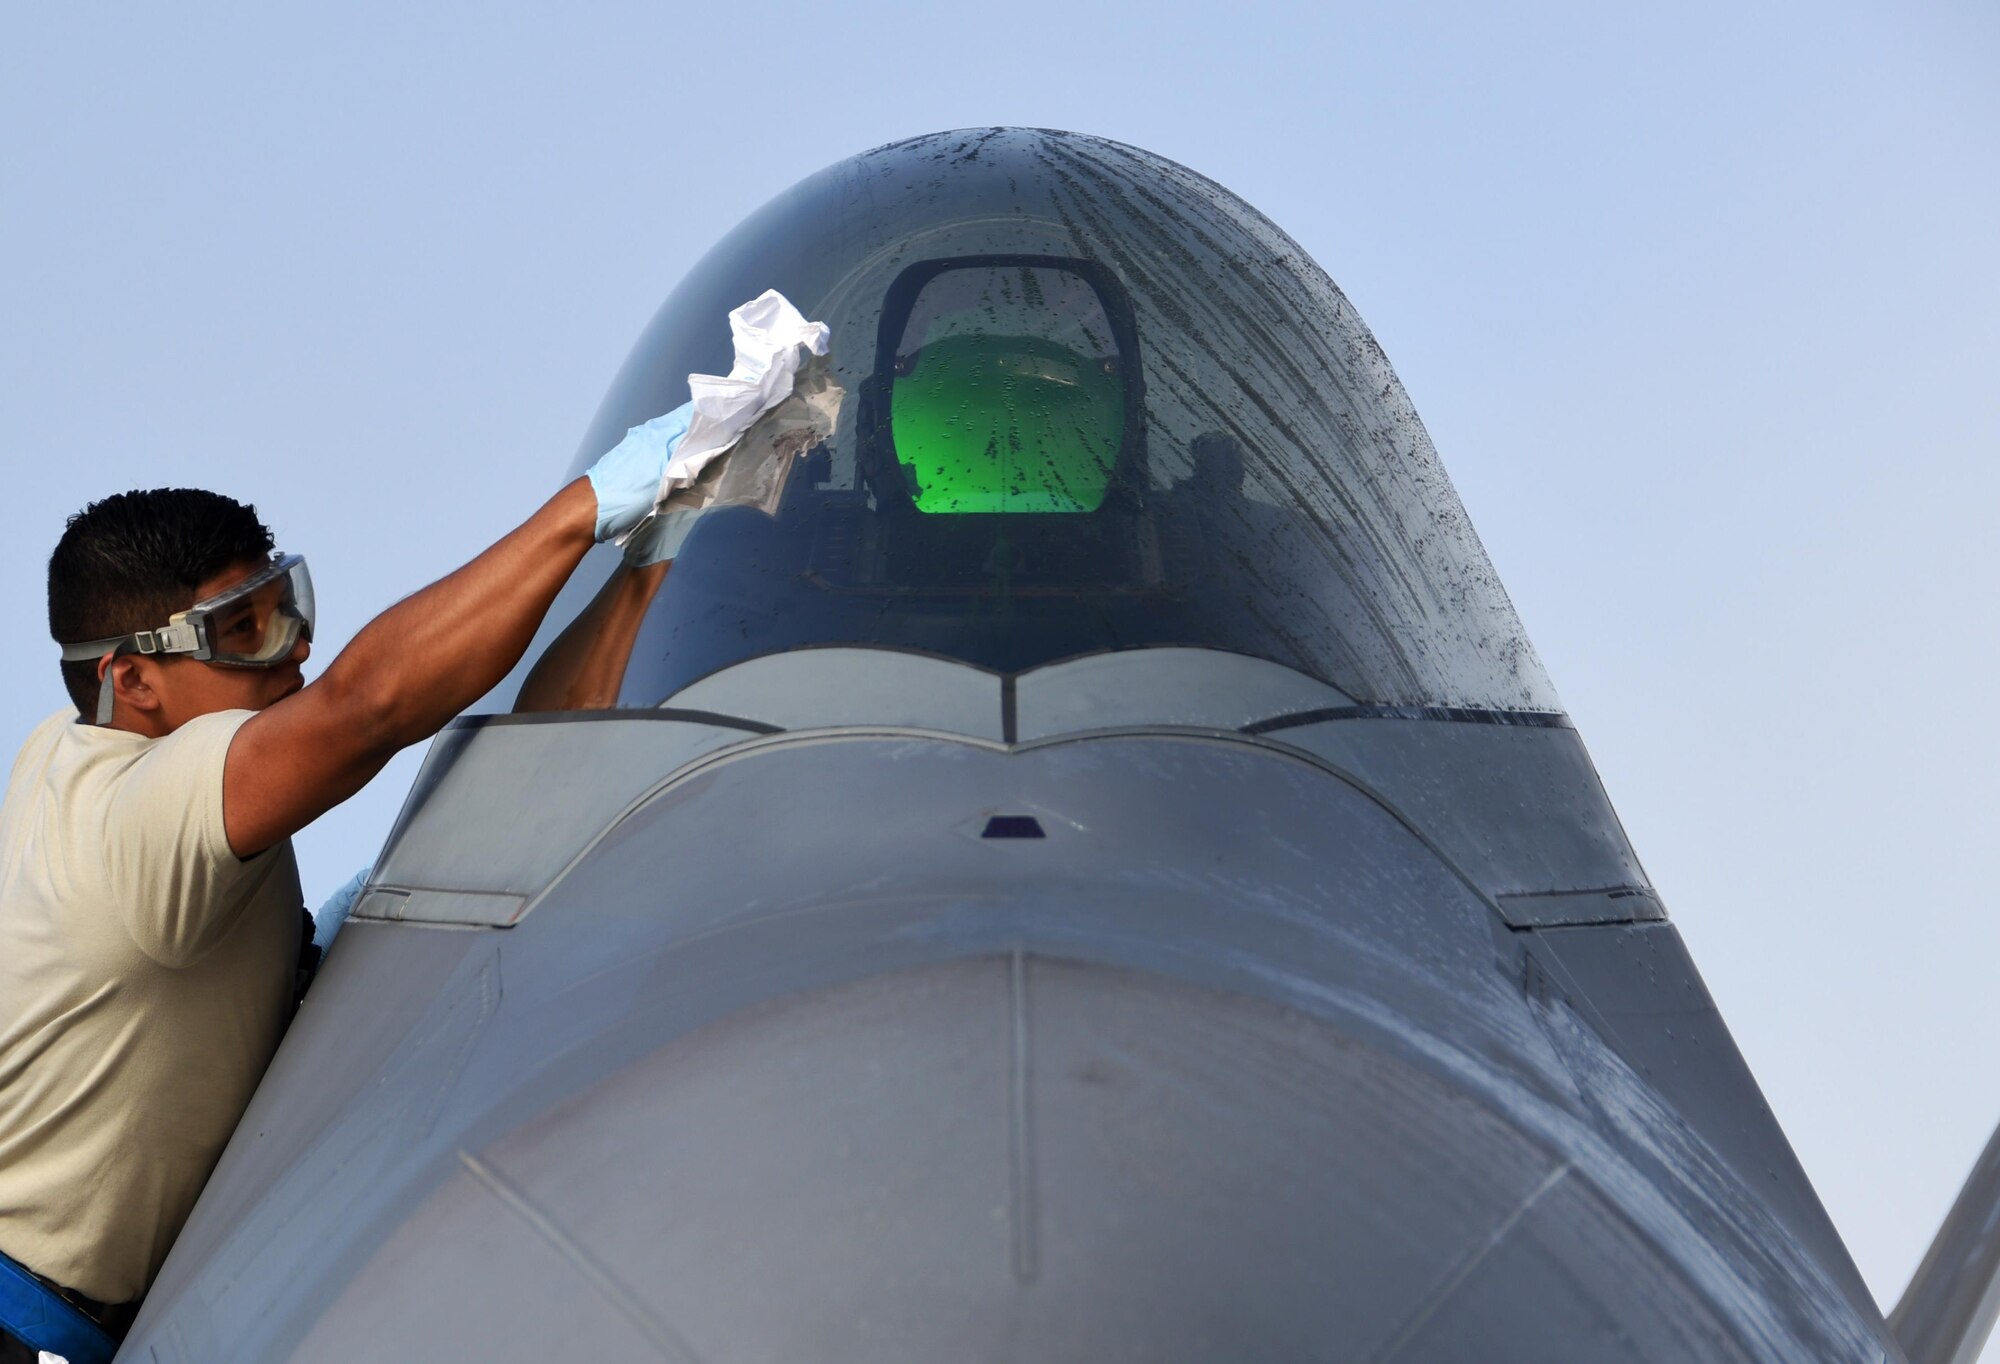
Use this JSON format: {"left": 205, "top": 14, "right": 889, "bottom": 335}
{"left": 222, "top": 478, "right": 601, "bottom": 856}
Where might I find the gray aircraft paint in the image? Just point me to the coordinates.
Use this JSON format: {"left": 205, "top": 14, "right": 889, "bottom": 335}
{"left": 117, "top": 131, "right": 1919, "bottom": 1361}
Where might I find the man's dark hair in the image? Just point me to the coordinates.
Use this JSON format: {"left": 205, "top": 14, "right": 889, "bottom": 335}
{"left": 48, "top": 489, "right": 276, "bottom": 715}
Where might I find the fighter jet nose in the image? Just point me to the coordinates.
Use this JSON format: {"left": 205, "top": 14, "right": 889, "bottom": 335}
{"left": 114, "top": 130, "right": 1895, "bottom": 1364}
{"left": 288, "top": 956, "right": 1747, "bottom": 1362}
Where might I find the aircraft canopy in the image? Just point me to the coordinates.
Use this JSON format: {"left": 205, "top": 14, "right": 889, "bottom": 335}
{"left": 560, "top": 129, "right": 1555, "bottom": 712}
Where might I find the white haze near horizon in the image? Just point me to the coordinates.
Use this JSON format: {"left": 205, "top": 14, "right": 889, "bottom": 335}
{"left": 2, "top": 1, "right": 1995, "bottom": 1349}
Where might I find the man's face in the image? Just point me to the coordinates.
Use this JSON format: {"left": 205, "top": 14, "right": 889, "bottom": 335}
{"left": 109, "top": 558, "right": 310, "bottom": 732}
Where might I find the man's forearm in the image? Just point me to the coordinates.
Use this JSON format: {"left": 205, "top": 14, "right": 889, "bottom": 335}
{"left": 325, "top": 478, "right": 599, "bottom": 746}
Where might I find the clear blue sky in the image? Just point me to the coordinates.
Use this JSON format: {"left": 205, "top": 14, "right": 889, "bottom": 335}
{"left": 3, "top": 0, "right": 1995, "bottom": 1338}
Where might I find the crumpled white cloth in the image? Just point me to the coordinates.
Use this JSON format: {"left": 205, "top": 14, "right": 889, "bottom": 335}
{"left": 626, "top": 351, "right": 844, "bottom": 565}
{"left": 626, "top": 289, "right": 829, "bottom": 539}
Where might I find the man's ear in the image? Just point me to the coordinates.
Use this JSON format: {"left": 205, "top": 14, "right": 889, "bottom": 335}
{"left": 102, "top": 653, "right": 164, "bottom": 718}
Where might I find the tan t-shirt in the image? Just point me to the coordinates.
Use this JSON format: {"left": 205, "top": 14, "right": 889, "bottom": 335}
{"left": 0, "top": 708, "right": 301, "bottom": 1303}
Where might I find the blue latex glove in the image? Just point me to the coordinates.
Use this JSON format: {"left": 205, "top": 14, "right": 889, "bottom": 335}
{"left": 312, "top": 868, "right": 370, "bottom": 955}
{"left": 585, "top": 401, "right": 694, "bottom": 543}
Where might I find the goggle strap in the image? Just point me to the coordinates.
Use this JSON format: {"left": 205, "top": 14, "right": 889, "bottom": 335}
{"left": 58, "top": 636, "right": 127, "bottom": 663}
{"left": 136, "top": 621, "right": 201, "bottom": 656}
{"left": 59, "top": 619, "right": 201, "bottom": 663}
{"left": 90, "top": 640, "right": 136, "bottom": 726}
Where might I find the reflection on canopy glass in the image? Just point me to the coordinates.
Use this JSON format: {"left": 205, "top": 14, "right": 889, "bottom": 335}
{"left": 887, "top": 263, "right": 1127, "bottom": 514}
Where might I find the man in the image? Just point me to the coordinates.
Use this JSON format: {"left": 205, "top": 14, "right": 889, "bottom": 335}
{"left": 0, "top": 404, "right": 691, "bottom": 1362}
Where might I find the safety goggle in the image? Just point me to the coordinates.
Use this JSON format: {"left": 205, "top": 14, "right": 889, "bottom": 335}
{"left": 61, "top": 552, "right": 315, "bottom": 674}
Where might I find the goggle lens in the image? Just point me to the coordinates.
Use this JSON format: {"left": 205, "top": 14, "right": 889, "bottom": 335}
{"left": 192, "top": 554, "right": 314, "bottom": 665}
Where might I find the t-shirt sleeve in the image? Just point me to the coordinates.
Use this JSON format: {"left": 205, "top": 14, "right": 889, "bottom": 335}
{"left": 104, "top": 709, "right": 283, "bottom": 967}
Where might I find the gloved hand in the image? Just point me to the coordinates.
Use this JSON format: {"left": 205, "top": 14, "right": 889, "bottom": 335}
{"left": 584, "top": 401, "right": 695, "bottom": 543}
{"left": 312, "top": 867, "right": 371, "bottom": 955}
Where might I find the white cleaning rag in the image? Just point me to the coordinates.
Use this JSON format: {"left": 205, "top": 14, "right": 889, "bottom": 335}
{"left": 627, "top": 289, "right": 830, "bottom": 539}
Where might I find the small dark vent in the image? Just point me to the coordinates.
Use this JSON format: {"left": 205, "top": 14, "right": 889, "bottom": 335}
{"left": 981, "top": 815, "right": 1046, "bottom": 840}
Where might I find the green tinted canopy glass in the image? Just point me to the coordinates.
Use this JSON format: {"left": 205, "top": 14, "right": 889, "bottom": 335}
{"left": 888, "top": 264, "right": 1126, "bottom": 514}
